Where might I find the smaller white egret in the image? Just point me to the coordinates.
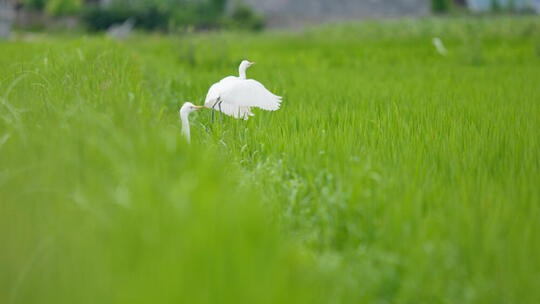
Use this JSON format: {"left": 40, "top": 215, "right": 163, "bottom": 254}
{"left": 179, "top": 102, "right": 204, "bottom": 142}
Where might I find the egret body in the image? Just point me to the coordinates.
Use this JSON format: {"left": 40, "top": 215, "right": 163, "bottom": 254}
{"left": 204, "top": 60, "right": 282, "bottom": 121}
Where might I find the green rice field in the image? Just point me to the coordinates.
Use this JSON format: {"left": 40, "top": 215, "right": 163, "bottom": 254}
{"left": 1, "top": 17, "right": 539, "bottom": 303}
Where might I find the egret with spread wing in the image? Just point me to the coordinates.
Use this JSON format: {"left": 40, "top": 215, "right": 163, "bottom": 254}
{"left": 179, "top": 61, "right": 283, "bottom": 143}
{"left": 205, "top": 60, "right": 282, "bottom": 121}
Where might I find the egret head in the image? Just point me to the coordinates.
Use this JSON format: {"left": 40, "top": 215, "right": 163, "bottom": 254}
{"left": 240, "top": 60, "right": 255, "bottom": 70}
{"left": 180, "top": 102, "right": 204, "bottom": 117}
{"left": 238, "top": 60, "right": 255, "bottom": 79}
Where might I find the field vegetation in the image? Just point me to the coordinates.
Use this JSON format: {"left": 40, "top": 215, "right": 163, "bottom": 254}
{"left": 1, "top": 17, "right": 539, "bottom": 303}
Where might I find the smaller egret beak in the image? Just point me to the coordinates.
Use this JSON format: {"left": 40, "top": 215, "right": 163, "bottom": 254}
{"left": 249, "top": 62, "right": 256, "bottom": 66}
{"left": 192, "top": 106, "right": 205, "bottom": 110}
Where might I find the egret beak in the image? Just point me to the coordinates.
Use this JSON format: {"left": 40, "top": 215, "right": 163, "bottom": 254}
{"left": 192, "top": 106, "right": 205, "bottom": 110}
{"left": 249, "top": 62, "right": 256, "bottom": 66}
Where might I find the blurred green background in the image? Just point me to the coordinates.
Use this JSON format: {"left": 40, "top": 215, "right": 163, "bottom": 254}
{"left": 1, "top": 1, "right": 540, "bottom": 303}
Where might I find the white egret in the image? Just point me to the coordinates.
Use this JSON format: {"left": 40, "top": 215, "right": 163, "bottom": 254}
{"left": 205, "top": 60, "right": 282, "bottom": 121}
{"left": 107, "top": 18, "right": 135, "bottom": 40}
{"left": 179, "top": 102, "right": 204, "bottom": 143}
{"left": 432, "top": 37, "right": 448, "bottom": 56}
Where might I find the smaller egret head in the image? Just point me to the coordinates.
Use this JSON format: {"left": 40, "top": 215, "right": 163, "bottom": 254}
{"left": 180, "top": 102, "right": 204, "bottom": 143}
{"left": 180, "top": 102, "right": 204, "bottom": 116}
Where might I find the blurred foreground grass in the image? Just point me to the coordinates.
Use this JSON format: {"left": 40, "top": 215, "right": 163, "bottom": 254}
{"left": 1, "top": 17, "right": 540, "bottom": 303}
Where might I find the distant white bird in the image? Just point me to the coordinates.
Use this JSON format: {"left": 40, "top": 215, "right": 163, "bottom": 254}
{"left": 432, "top": 37, "right": 448, "bottom": 56}
{"left": 179, "top": 102, "right": 204, "bottom": 143}
{"left": 107, "top": 18, "right": 135, "bottom": 40}
{"left": 204, "top": 60, "right": 282, "bottom": 121}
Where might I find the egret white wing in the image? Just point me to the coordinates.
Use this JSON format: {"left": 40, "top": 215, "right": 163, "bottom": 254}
{"left": 214, "top": 103, "right": 253, "bottom": 120}
{"left": 204, "top": 76, "right": 238, "bottom": 108}
{"left": 204, "top": 82, "right": 222, "bottom": 108}
{"left": 221, "top": 79, "right": 282, "bottom": 111}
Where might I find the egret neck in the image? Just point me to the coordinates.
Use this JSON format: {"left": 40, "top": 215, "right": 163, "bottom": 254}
{"left": 238, "top": 60, "right": 255, "bottom": 79}
{"left": 180, "top": 111, "right": 191, "bottom": 142}
{"left": 179, "top": 102, "right": 204, "bottom": 143}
